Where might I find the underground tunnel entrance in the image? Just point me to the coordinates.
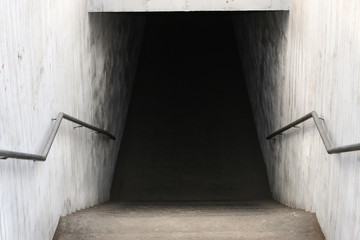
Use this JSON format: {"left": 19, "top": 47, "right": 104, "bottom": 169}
{"left": 110, "top": 13, "right": 271, "bottom": 202}
{"left": 53, "top": 12, "right": 325, "bottom": 240}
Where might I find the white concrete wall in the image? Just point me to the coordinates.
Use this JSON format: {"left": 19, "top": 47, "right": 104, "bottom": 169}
{"left": 233, "top": 2, "right": 360, "bottom": 239}
{"left": 88, "top": 0, "right": 290, "bottom": 12}
{"left": 0, "top": 1, "right": 145, "bottom": 239}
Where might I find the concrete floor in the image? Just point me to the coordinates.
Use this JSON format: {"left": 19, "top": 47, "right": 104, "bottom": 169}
{"left": 53, "top": 201, "right": 324, "bottom": 240}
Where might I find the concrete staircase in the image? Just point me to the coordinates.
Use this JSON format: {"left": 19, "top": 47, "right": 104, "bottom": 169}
{"left": 54, "top": 14, "right": 325, "bottom": 240}
{"left": 53, "top": 201, "right": 324, "bottom": 240}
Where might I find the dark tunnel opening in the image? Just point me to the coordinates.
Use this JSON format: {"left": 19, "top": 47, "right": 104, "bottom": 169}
{"left": 110, "top": 13, "right": 271, "bottom": 202}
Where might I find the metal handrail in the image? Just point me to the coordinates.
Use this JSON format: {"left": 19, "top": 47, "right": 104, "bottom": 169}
{"left": 267, "top": 111, "right": 360, "bottom": 154}
{"left": 0, "top": 112, "right": 116, "bottom": 161}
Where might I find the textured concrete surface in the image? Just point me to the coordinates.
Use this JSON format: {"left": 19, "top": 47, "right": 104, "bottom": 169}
{"left": 232, "top": 4, "right": 360, "bottom": 240}
{"left": 0, "top": 2, "right": 145, "bottom": 239}
{"left": 88, "top": 0, "right": 290, "bottom": 12}
{"left": 111, "top": 13, "right": 270, "bottom": 201}
{"left": 53, "top": 201, "right": 324, "bottom": 240}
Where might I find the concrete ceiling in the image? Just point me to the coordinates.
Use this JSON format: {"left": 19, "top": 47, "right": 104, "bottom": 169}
{"left": 88, "top": 0, "right": 290, "bottom": 12}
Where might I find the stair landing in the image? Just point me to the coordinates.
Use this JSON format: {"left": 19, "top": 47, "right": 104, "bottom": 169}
{"left": 53, "top": 200, "right": 324, "bottom": 240}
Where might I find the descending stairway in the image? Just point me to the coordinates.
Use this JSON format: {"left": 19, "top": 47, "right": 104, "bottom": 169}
{"left": 110, "top": 13, "right": 272, "bottom": 203}
{"left": 54, "top": 201, "right": 324, "bottom": 240}
{"left": 53, "top": 14, "right": 325, "bottom": 240}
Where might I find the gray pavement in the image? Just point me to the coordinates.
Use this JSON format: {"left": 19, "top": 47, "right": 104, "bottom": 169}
{"left": 54, "top": 201, "right": 325, "bottom": 240}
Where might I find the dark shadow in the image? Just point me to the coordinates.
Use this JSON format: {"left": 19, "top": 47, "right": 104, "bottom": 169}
{"left": 110, "top": 12, "right": 271, "bottom": 201}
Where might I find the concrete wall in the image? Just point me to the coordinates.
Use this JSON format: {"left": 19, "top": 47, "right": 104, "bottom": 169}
{"left": 0, "top": 1, "right": 145, "bottom": 239}
{"left": 232, "top": 2, "right": 360, "bottom": 240}
{"left": 88, "top": 0, "right": 290, "bottom": 12}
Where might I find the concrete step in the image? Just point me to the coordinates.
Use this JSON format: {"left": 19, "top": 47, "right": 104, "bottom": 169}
{"left": 53, "top": 200, "right": 324, "bottom": 240}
